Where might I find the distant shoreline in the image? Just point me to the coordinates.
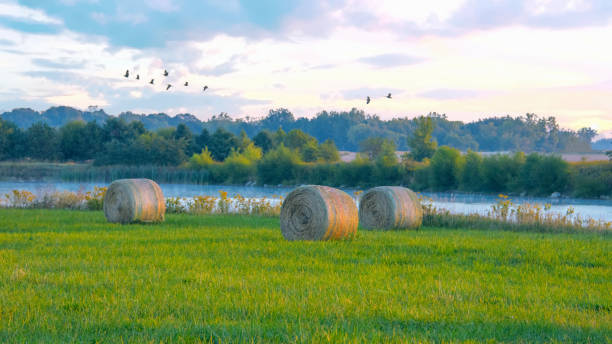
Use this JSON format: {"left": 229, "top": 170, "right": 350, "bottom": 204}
{"left": 338, "top": 151, "right": 609, "bottom": 163}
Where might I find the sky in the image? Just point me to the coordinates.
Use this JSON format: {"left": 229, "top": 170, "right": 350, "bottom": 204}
{"left": 0, "top": 0, "right": 611, "bottom": 135}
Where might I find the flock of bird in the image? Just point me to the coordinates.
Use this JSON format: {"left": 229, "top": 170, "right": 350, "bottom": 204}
{"left": 123, "top": 69, "right": 208, "bottom": 93}
{"left": 123, "top": 69, "right": 390, "bottom": 104}
{"left": 366, "top": 93, "right": 392, "bottom": 105}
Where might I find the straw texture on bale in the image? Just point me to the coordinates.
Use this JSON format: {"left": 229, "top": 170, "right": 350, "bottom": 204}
{"left": 359, "top": 186, "right": 422, "bottom": 230}
{"left": 280, "top": 185, "right": 358, "bottom": 241}
{"left": 103, "top": 179, "right": 165, "bottom": 224}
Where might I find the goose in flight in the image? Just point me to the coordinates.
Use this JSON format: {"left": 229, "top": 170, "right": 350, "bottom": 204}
{"left": 184, "top": 82, "right": 189, "bottom": 86}
{"left": 136, "top": 74, "right": 140, "bottom": 80}
{"left": 203, "top": 85, "right": 208, "bottom": 92}
{"left": 163, "top": 70, "right": 169, "bottom": 77}
{"left": 366, "top": 96, "right": 371, "bottom": 104}
{"left": 124, "top": 70, "right": 129, "bottom": 78}
{"left": 166, "top": 84, "right": 172, "bottom": 90}
{"left": 149, "top": 79, "right": 154, "bottom": 85}
{"left": 386, "top": 93, "right": 392, "bottom": 99}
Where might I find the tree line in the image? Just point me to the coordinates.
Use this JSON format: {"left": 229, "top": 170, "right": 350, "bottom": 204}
{"left": 1, "top": 106, "right": 599, "bottom": 153}
{"left": 0, "top": 116, "right": 609, "bottom": 198}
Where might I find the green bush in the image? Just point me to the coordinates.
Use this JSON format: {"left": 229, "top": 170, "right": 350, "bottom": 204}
{"left": 481, "top": 152, "right": 524, "bottom": 193}
{"left": 256, "top": 145, "right": 303, "bottom": 185}
{"left": 571, "top": 161, "right": 612, "bottom": 198}
{"left": 460, "top": 150, "right": 484, "bottom": 192}
{"left": 429, "top": 146, "right": 464, "bottom": 190}
{"left": 519, "top": 154, "right": 570, "bottom": 195}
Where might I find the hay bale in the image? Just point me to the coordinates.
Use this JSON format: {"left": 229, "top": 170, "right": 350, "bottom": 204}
{"left": 103, "top": 179, "right": 165, "bottom": 224}
{"left": 280, "top": 185, "right": 358, "bottom": 241}
{"left": 359, "top": 186, "right": 422, "bottom": 230}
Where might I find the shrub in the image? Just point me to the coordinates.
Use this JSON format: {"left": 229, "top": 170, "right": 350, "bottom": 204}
{"left": 429, "top": 146, "right": 464, "bottom": 190}
{"left": 256, "top": 144, "right": 302, "bottom": 185}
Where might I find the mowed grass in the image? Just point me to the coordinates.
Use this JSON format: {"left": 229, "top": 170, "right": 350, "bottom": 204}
{"left": 0, "top": 209, "right": 610, "bottom": 343}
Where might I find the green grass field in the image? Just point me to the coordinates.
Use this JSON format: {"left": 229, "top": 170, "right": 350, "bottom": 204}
{"left": 0, "top": 209, "right": 610, "bottom": 343}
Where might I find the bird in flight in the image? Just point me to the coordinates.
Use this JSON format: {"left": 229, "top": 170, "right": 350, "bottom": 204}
{"left": 136, "top": 74, "right": 140, "bottom": 80}
{"left": 124, "top": 70, "right": 129, "bottom": 78}
{"left": 203, "top": 86, "right": 208, "bottom": 92}
{"left": 386, "top": 93, "right": 392, "bottom": 99}
{"left": 184, "top": 82, "right": 189, "bottom": 86}
{"left": 163, "top": 70, "right": 169, "bottom": 77}
{"left": 166, "top": 84, "right": 172, "bottom": 90}
{"left": 149, "top": 79, "right": 154, "bottom": 85}
{"left": 366, "top": 96, "right": 371, "bottom": 104}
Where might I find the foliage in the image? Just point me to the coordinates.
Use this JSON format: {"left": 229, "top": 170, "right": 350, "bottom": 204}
{"left": 256, "top": 144, "right": 303, "bottom": 185}
{"left": 188, "top": 147, "right": 216, "bottom": 169}
{"left": 571, "top": 161, "right": 612, "bottom": 198}
{"left": 408, "top": 116, "right": 437, "bottom": 161}
{"left": 1, "top": 107, "right": 599, "bottom": 154}
{"left": 85, "top": 186, "right": 107, "bottom": 210}
{"left": 460, "top": 150, "right": 484, "bottom": 191}
{"left": 26, "top": 122, "right": 61, "bottom": 161}
{"left": 318, "top": 139, "right": 340, "bottom": 162}
{"left": 429, "top": 146, "right": 464, "bottom": 190}
{"left": 359, "top": 137, "right": 397, "bottom": 165}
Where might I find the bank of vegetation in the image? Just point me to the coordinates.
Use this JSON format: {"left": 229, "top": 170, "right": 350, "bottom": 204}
{"left": 0, "top": 114, "right": 610, "bottom": 198}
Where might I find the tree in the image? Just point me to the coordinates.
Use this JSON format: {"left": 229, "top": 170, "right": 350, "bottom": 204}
{"left": 359, "top": 137, "right": 396, "bottom": 161}
{"left": 429, "top": 146, "right": 464, "bottom": 190}
{"left": 195, "top": 128, "right": 211, "bottom": 152}
{"left": 460, "top": 150, "right": 483, "bottom": 191}
{"left": 26, "top": 122, "right": 60, "bottom": 160}
{"left": 0, "top": 119, "right": 26, "bottom": 160}
{"left": 318, "top": 139, "right": 340, "bottom": 162}
{"left": 577, "top": 127, "right": 597, "bottom": 145}
{"left": 60, "top": 120, "right": 104, "bottom": 161}
{"left": 189, "top": 147, "right": 216, "bottom": 169}
{"left": 256, "top": 144, "right": 302, "bottom": 184}
{"left": 253, "top": 130, "right": 274, "bottom": 153}
{"left": 408, "top": 116, "right": 437, "bottom": 161}
{"left": 519, "top": 154, "right": 570, "bottom": 195}
{"left": 208, "top": 128, "right": 239, "bottom": 161}
{"left": 284, "top": 129, "right": 316, "bottom": 150}
{"left": 174, "top": 123, "right": 197, "bottom": 156}
{"left": 376, "top": 139, "right": 398, "bottom": 166}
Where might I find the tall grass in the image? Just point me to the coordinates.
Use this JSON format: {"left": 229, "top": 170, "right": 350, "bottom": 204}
{"left": 0, "top": 162, "right": 213, "bottom": 184}
{"left": 421, "top": 194, "right": 612, "bottom": 233}
{"left": 2, "top": 187, "right": 609, "bottom": 233}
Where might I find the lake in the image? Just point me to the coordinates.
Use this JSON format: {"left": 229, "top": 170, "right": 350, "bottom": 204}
{"left": 0, "top": 181, "right": 610, "bottom": 222}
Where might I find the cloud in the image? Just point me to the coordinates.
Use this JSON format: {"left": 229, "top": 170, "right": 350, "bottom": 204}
{"left": 418, "top": 88, "right": 481, "bottom": 100}
{"left": 449, "top": 0, "right": 612, "bottom": 31}
{"left": 147, "top": 0, "right": 179, "bottom": 12}
{"left": 197, "top": 56, "right": 242, "bottom": 76}
{"left": 0, "top": 2, "right": 63, "bottom": 25}
{"left": 358, "top": 53, "right": 424, "bottom": 68}
{"left": 32, "top": 58, "right": 87, "bottom": 69}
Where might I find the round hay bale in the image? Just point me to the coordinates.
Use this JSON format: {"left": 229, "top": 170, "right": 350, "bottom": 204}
{"left": 103, "top": 179, "right": 165, "bottom": 224}
{"left": 359, "top": 186, "right": 422, "bottom": 230}
{"left": 280, "top": 185, "right": 358, "bottom": 241}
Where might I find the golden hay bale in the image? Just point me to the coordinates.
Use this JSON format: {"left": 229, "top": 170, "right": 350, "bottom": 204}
{"left": 103, "top": 179, "right": 165, "bottom": 224}
{"left": 280, "top": 185, "right": 358, "bottom": 241}
{"left": 359, "top": 186, "right": 422, "bottom": 230}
